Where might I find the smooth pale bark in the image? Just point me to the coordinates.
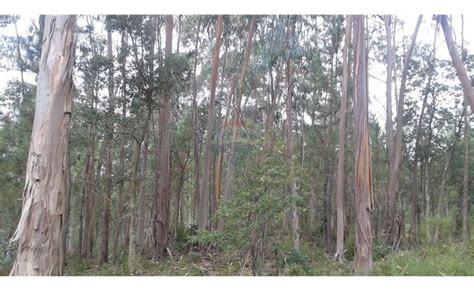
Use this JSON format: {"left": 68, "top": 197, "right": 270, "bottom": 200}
{"left": 385, "top": 15, "right": 422, "bottom": 249}
{"left": 199, "top": 15, "right": 224, "bottom": 230}
{"left": 384, "top": 15, "right": 394, "bottom": 213}
{"left": 153, "top": 15, "right": 173, "bottom": 258}
{"left": 440, "top": 15, "right": 474, "bottom": 113}
{"left": 220, "top": 16, "right": 258, "bottom": 231}
{"left": 335, "top": 15, "right": 351, "bottom": 263}
{"left": 352, "top": 15, "right": 374, "bottom": 275}
{"left": 9, "top": 15, "right": 76, "bottom": 276}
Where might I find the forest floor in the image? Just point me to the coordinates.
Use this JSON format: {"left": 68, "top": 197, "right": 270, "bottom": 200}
{"left": 2, "top": 241, "right": 474, "bottom": 276}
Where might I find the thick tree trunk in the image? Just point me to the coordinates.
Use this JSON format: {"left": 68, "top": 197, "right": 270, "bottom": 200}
{"left": 199, "top": 15, "right": 224, "bottom": 230}
{"left": 440, "top": 15, "right": 474, "bottom": 113}
{"left": 220, "top": 16, "right": 257, "bottom": 231}
{"left": 9, "top": 15, "right": 76, "bottom": 276}
{"left": 153, "top": 15, "right": 173, "bottom": 258}
{"left": 335, "top": 15, "right": 351, "bottom": 263}
{"left": 352, "top": 15, "right": 374, "bottom": 275}
{"left": 385, "top": 15, "right": 422, "bottom": 249}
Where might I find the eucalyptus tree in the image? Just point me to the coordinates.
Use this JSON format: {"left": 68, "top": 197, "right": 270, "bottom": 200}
{"left": 9, "top": 15, "right": 76, "bottom": 276}
{"left": 198, "top": 15, "right": 224, "bottom": 230}
{"left": 352, "top": 15, "right": 373, "bottom": 275}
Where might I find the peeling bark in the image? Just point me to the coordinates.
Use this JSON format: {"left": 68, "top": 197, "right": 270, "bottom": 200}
{"left": 9, "top": 15, "right": 76, "bottom": 276}
{"left": 352, "top": 15, "right": 373, "bottom": 275}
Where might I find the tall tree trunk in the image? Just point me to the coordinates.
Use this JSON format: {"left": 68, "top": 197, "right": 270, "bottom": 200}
{"left": 335, "top": 15, "right": 351, "bottom": 263}
{"left": 137, "top": 111, "right": 150, "bottom": 253}
{"left": 220, "top": 16, "right": 257, "bottom": 231}
{"left": 199, "top": 15, "right": 224, "bottom": 230}
{"left": 128, "top": 137, "right": 142, "bottom": 273}
{"left": 385, "top": 15, "right": 422, "bottom": 249}
{"left": 284, "top": 16, "right": 300, "bottom": 251}
{"left": 352, "top": 15, "right": 374, "bottom": 275}
{"left": 462, "top": 104, "right": 470, "bottom": 246}
{"left": 100, "top": 27, "right": 115, "bottom": 265}
{"left": 212, "top": 44, "right": 228, "bottom": 230}
{"left": 111, "top": 31, "right": 128, "bottom": 263}
{"left": 81, "top": 126, "right": 97, "bottom": 261}
{"left": 9, "top": 15, "right": 76, "bottom": 276}
{"left": 439, "top": 15, "right": 474, "bottom": 112}
{"left": 153, "top": 15, "right": 173, "bottom": 258}
{"left": 191, "top": 18, "right": 202, "bottom": 222}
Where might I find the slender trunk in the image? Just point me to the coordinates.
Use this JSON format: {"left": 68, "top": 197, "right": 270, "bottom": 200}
{"left": 153, "top": 15, "right": 173, "bottom": 258}
{"left": 111, "top": 32, "right": 128, "bottom": 262}
{"left": 212, "top": 44, "right": 228, "bottom": 230}
{"left": 283, "top": 16, "right": 300, "bottom": 251}
{"left": 352, "top": 15, "right": 374, "bottom": 275}
{"left": 99, "top": 28, "right": 115, "bottom": 264}
{"left": 440, "top": 15, "right": 474, "bottom": 112}
{"left": 191, "top": 18, "right": 202, "bottom": 222}
{"left": 386, "top": 16, "right": 422, "bottom": 249}
{"left": 220, "top": 16, "right": 257, "bottom": 231}
{"left": 199, "top": 15, "right": 224, "bottom": 230}
{"left": 128, "top": 138, "right": 142, "bottom": 273}
{"left": 335, "top": 15, "right": 351, "bottom": 262}
{"left": 9, "top": 15, "right": 76, "bottom": 276}
{"left": 137, "top": 111, "right": 150, "bottom": 253}
{"left": 463, "top": 103, "right": 470, "bottom": 245}
{"left": 81, "top": 124, "right": 97, "bottom": 261}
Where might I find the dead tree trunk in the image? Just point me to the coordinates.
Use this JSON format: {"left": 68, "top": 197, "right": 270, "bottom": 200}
{"left": 9, "top": 15, "right": 76, "bottom": 276}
